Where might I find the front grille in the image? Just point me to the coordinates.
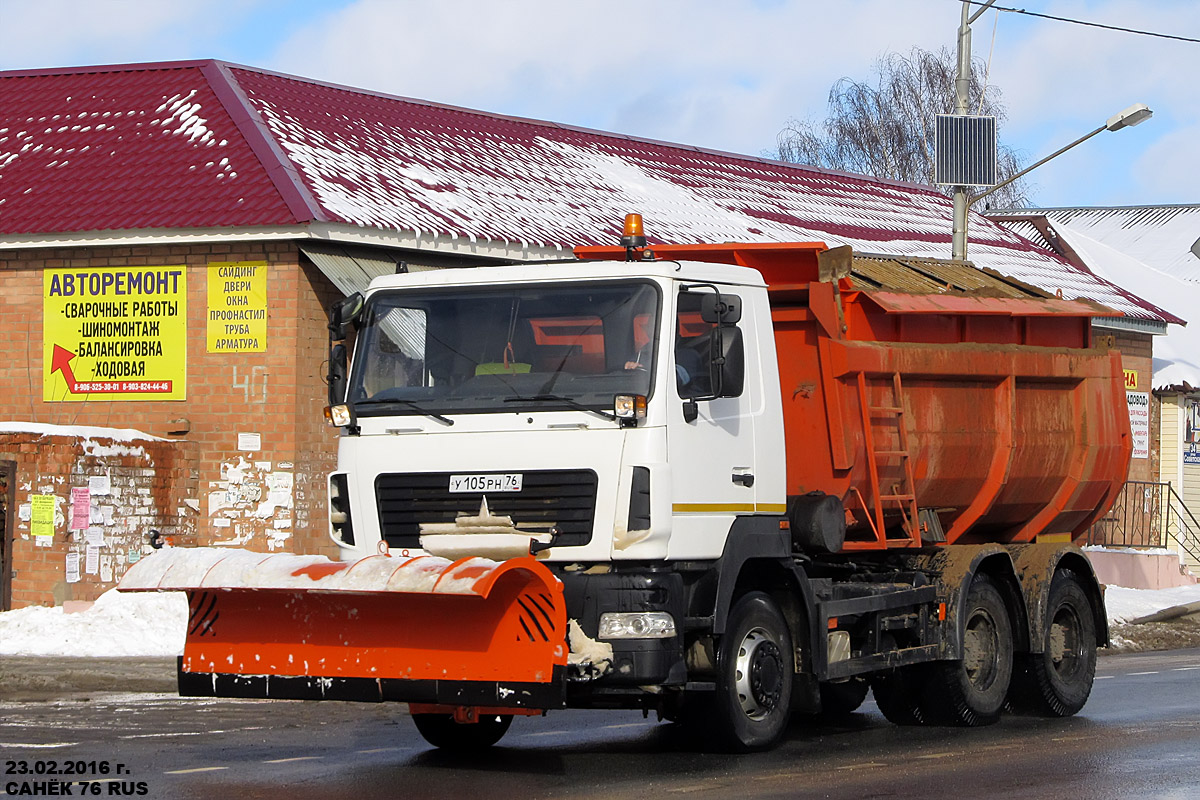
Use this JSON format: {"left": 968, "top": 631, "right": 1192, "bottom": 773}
{"left": 375, "top": 470, "right": 599, "bottom": 550}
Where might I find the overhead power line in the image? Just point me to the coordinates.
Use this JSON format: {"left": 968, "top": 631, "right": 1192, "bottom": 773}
{"left": 961, "top": 1, "right": 1200, "bottom": 44}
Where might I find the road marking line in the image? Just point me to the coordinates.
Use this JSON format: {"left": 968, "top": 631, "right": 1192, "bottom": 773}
{"left": 0, "top": 742, "right": 79, "bottom": 748}
{"left": 164, "top": 767, "right": 229, "bottom": 775}
{"left": 1095, "top": 675, "right": 1114, "bottom": 680}
{"left": 837, "top": 762, "right": 889, "bottom": 770}
{"left": 916, "top": 752, "right": 960, "bottom": 759}
{"left": 522, "top": 730, "right": 570, "bottom": 737}
{"left": 1129, "top": 671, "right": 1159, "bottom": 676}
{"left": 358, "top": 747, "right": 411, "bottom": 754}
{"left": 600, "top": 723, "right": 653, "bottom": 730}
{"left": 1172, "top": 667, "right": 1200, "bottom": 671}
{"left": 263, "top": 756, "right": 322, "bottom": 764}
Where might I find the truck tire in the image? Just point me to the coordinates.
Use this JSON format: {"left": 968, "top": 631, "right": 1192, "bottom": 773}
{"left": 412, "top": 713, "right": 513, "bottom": 750}
{"left": 922, "top": 574, "right": 1013, "bottom": 726}
{"left": 869, "top": 666, "right": 929, "bottom": 725}
{"left": 1010, "top": 569, "right": 1096, "bottom": 716}
{"left": 712, "top": 592, "right": 794, "bottom": 751}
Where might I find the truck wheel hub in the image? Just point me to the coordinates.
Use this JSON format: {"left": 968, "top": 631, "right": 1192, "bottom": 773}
{"left": 734, "top": 628, "right": 783, "bottom": 719}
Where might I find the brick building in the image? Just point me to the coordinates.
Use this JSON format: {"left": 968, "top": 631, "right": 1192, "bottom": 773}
{"left": 0, "top": 60, "right": 1176, "bottom": 608}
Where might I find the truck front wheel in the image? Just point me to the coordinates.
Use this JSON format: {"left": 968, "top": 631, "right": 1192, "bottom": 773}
{"left": 412, "top": 713, "right": 513, "bottom": 750}
{"left": 1011, "top": 568, "right": 1096, "bottom": 716}
{"left": 922, "top": 574, "right": 1013, "bottom": 726}
{"left": 712, "top": 592, "right": 794, "bottom": 751}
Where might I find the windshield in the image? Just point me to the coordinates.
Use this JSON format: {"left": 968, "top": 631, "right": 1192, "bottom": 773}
{"left": 347, "top": 281, "right": 660, "bottom": 417}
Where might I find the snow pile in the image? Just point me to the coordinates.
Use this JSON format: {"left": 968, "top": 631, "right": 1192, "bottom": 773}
{"left": 0, "top": 589, "right": 186, "bottom": 657}
{"left": 1103, "top": 584, "right": 1200, "bottom": 624}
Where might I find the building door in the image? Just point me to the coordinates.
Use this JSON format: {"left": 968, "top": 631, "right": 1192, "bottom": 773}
{"left": 0, "top": 461, "right": 13, "bottom": 611}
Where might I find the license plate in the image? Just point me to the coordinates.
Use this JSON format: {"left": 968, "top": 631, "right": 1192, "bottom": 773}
{"left": 448, "top": 473, "right": 523, "bottom": 493}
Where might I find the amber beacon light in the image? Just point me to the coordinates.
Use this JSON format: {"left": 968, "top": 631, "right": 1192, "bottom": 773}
{"left": 620, "top": 213, "right": 647, "bottom": 259}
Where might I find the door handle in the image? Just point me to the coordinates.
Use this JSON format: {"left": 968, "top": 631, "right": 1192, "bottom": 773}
{"left": 732, "top": 472, "right": 755, "bottom": 488}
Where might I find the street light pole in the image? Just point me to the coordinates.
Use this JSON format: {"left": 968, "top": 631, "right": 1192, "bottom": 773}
{"left": 972, "top": 104, "right": 1153, "bottom": 205}
{"left": 951, "top": 0, "right": 996, "bottom": 262}
{"left": 949, "top": 0, "right": 1152, "bottom": 261}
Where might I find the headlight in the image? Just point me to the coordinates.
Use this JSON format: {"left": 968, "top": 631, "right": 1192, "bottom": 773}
{"left": 613, "top": 394, "right": 647, "bottom": 426}
{"left": 324, "top": 404, "right": 353, "bottom": 427}
{"left": 598, "top": 611, "right": 676, "bottom": 639}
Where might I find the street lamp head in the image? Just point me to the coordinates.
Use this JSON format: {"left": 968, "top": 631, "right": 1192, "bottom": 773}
{"left": 1106, "top": 103, "right": 1153, "bottom": 132}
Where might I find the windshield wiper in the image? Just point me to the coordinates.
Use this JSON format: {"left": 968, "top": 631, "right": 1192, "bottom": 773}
{"left": 503, "top": 395, "right": 615, "bottom": 422}
{"left": 353, "top": 398, "right": 454, "bottom": 426}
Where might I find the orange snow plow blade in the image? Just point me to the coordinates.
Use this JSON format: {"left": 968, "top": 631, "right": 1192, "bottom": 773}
{"left": 119, "top": 549, "right": 567, "bottom": 704}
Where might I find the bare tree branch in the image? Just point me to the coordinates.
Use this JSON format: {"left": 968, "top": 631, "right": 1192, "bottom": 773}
{"left": 776, "top": 47, "right": 1030, "bottom": 208}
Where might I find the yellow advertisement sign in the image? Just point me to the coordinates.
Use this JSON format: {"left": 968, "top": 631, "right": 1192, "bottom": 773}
{"left": 43, "top": 267, "right": 187, "bottom": 401}
{"left": 1123, "top": 369, "right": 1138, "bottom": 390}
{"left": 207, "top": 261, "right": 267, "bottom": 353}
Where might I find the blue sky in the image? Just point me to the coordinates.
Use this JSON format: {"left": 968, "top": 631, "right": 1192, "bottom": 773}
{"left": 2, "top": 0, "right": 1196, "bottom": 209}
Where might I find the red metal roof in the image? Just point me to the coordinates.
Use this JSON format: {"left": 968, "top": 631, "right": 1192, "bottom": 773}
{"left": 0, "top": 62, "right": 297, "bottom": 233}
{"left": 0, "top": 59, "right": 1173, "bottom": 323}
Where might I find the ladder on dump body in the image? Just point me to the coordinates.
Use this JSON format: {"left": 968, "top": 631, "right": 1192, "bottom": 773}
{"left": 849, "top": 372, "right": 922, "bottom": 548}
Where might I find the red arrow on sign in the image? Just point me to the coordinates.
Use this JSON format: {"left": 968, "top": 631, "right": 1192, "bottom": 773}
{"left": 50, "top": 345, "right": 79, "bottom": 393}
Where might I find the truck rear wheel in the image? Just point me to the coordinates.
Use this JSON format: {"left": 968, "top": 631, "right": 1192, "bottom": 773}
{"left": 870, "top": 665, "right": 929, "bottom": 725}
{"left": 1011, "top": 569, "right": 1096, "bottom": 716}
{"left": 712, "top": 592, "right": 794, "bottom": 751}
{"left": 817, "top": 678, "right": 870, "bottom": 717}
{"left": 412, "top": 713, "right": 513, "bottom": 750}
{"left": 922, "top": 574, "right": 1013, "bottom": 726}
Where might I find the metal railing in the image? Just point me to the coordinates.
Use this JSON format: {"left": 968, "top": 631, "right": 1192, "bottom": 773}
{"left": 1086, "top": 481, "right": 1200, "bottom": 566}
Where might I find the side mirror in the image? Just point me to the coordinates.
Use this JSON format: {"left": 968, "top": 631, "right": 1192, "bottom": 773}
{"left": 329, "top": 292, "right": 364, "bottom": 340}
{"left": 328, "top": 342, "right": 348, "bottom": 406}
{"left": 700, "top": 292, "right": 741, "bottom": 324}
{"left": 709, "top": 326, "right": 744, "bottom": 398}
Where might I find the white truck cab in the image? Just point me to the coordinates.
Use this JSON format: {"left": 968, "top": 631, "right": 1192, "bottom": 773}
{"left": 326, "top": 258, "right": 785, "bottom": 566}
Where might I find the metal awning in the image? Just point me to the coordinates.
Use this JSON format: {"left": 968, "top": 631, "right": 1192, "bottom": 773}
{"left": 299, "top": 243, "right": 404, "bottom": 296}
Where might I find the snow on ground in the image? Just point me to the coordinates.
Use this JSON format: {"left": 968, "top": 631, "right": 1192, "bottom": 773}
{"left": 1, "top": 580, "right": 1199, "bottom": 657}
{"left": 0, "top": 590, "right": 186, "bottom": 657}
{"left": 1103, "top": 584, "right": 1200, "bottom": 624}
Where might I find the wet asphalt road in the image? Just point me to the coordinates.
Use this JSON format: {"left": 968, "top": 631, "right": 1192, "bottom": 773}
{"left": 1, "top": 648, "right": 1198, "bottom": 800}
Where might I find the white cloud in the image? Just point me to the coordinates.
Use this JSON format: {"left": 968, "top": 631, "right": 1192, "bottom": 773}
{"left": 266, "top": 0, "right": 950, "bottom": 156}
{"left": 1134, "top": 123, "right": 1200, "bottom": 202}
{"left": 979, "top": 1, "right": 1199, "bottom": 205}
{"left": 2, "top": 0, "right": 1194, "bottom": 208}
{"left": 0, "top": 0, "right": 269, "bottom": 67}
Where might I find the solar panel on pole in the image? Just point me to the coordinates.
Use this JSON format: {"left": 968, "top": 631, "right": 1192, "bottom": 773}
{"left": 935, "top": 115, "right": 997, "bottom": 187}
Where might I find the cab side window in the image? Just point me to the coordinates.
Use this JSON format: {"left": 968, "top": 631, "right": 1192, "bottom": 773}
{"left": 676, "top": 293, "right": 714, "bottom": 398}
{"left": 676, "top": 290, "right": 744, "bottom": 400}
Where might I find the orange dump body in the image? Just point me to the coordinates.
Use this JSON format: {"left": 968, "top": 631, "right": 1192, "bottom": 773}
{"left": 578, "top": 242, "right": 1133, "bottom": 551}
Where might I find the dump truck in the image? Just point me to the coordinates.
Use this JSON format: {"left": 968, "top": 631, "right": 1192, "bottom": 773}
{"left": 120, "top": 216, "right": 1131, "bottom": 752}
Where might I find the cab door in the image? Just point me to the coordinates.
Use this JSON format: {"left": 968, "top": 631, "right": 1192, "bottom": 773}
{"left": 666, "top": 286, "right": 763, "bottom": 559}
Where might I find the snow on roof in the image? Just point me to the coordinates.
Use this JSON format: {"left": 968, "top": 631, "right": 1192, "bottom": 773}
{"left": 992, "top": 206, "right": 1200, "bottom": 284}
{"left": 0, "top": 421, "right": 165, "bottom": 442}
{"left": 1041, "top": 226, "right": 1199, "bottom": 390}
{"left": 0, "top": 60, "right": 1168, "bottom": 322}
